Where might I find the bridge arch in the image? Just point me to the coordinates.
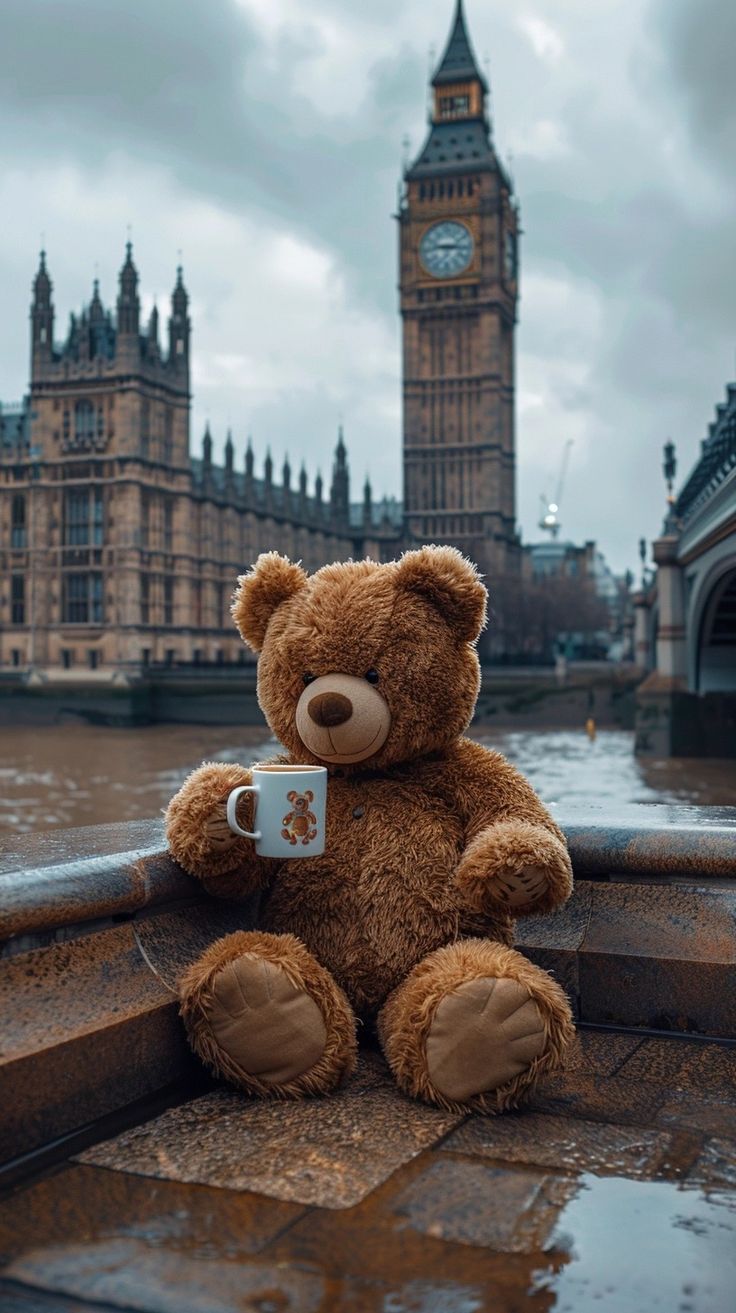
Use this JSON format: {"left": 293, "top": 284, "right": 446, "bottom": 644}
{"left": 690, "top": 555, "right": 736, "bottom": 692}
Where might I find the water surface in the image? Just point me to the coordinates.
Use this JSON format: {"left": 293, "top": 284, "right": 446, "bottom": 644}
{"left": 1, "top": 723, "right": 734, "bottom": 834}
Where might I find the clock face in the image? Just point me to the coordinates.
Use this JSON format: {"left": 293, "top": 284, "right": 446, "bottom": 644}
{"left": 419, "top": 221, "right": 473, "bottom": 278}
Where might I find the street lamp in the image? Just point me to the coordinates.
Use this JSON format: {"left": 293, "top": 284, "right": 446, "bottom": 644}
{"left": 663, "top": 441, "right": 677, "bottom": 505}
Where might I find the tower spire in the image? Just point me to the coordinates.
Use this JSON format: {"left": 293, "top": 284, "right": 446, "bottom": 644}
{"left": 432, "top": 0, "right": 487, "bottom": 92}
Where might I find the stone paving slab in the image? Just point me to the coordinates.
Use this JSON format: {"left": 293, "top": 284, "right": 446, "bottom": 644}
{"left": 1, "top": 1027, "right": 735, "bottom": 1312}
{"left": 443, "top": 1110, "right": 679, "bottom": 1180}
{"left": 78, "top": 1052, "right": 465, "bottom": 1208}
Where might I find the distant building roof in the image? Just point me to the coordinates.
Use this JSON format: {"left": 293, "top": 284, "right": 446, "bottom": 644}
{"left": 406, "top": 118, "right": 498, "bottom": 180}
{"left": 0, "top": 397, "right": 30, "bottom": 451}
{"left": 675, "top": 381, "right": 736, "bottom": 524}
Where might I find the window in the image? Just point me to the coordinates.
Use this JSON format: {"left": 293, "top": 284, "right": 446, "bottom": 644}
{"left": 141, "top": 647, "right": 151, "bottom": 667}
{"left": 140, "top": 493, "right": 150, "bottom": 548}
{"left": 140, "top": 575, "right": 150, "bottom": 625}
{"left": 164, "top": 501, "right": 173, "bottom": 552}
{"left": 11, "top": 576, "right": 25, "bottom": 624}
{"left": 439, "top": 94, "right": 470, "bottom": 118}
{"left": 164, "top": 576, "right": 174, "bottom": 626}
{"left": 64, "top": 488, "right": 104, "bottom": 546}
{"left": 62, "top": 649, "right": 73, "bottom": 669}
{"left": 216, "top": 583, "right": 225, "bottom": 629}
{"left": 140, "top": 399, "right": 150, "bottom": 458}
{"left": 11, "top": 495, "right": 26, "bottom": 549}
{"left": 11, "top": 649, "right": 21, "bottom": 668}
{"left": 63, "top": 573, "right": 103, "bottom": 624}
{"left": 163, "top": 409, "right": 173, "bottom": 466}
{"left": 87, "top": 649, "right": 99, "bottom": 670}
{"left": 75, "top": 400, "right": 95, "bottom": 444}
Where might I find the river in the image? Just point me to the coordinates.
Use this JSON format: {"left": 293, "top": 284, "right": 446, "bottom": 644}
{"left": 1, "top": 722, "right": 734, "bottom": 835}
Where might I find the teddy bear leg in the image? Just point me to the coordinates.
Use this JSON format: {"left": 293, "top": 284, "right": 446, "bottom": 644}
{"left": 179, "top": 930, "right": 357, "bottom": 1099}
{"left": 377, "top": 938, "right": 574, "bottom": 1113}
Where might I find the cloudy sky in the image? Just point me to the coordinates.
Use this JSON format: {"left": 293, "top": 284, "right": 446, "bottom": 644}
{"left": 1, "top": 0, "right": 734, "bottom": 574}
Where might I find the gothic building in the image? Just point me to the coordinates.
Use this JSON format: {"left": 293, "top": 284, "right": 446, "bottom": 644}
{"left": 399, "top": 0, "right": 520, "bottom": 584}
{"left": 0, "top": 249, "right": 399, "bottom": 670}
{"left": 0, "top": 0, "right": 518, "bottom": 671}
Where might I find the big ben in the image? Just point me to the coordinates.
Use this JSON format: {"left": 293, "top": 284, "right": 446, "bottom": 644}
{"left": 400, "top": 0, "right": 520, "bottom": 598}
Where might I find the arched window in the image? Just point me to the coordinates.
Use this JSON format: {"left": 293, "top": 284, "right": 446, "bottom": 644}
{"left": 75, "top": 400, "right": 95, "bottom": 444}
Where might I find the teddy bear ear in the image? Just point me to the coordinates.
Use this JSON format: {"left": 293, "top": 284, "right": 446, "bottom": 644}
{"left": 395, "top": 545, "right": 487, "bottom": 643}
{"left": 287, "top": 790, "right": 297, "bottom": 802}
{"left": 231, "top": 553, "right": 308, "bottom": 652}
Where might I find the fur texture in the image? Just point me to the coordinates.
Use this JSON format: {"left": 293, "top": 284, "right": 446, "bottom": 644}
{"left": 377, "top": 939, "right": 574, "bottom": 1113}
{"left": 179, "top": 930, "right": 357, "bottom": 1098}
{"left": 167, "top": 547, "right": 575, "bottom": 1111}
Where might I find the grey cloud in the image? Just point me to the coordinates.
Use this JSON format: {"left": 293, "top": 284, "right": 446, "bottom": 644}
{"left": 654, "top": 0, "right": 736, "bottom": 174}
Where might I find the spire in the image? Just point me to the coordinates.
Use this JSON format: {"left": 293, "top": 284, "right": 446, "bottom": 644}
{"left": 336, "top": 424, "right": 347, "bottom": 465}
{"left": 225, "top": 428, "right": 234, "bottom": 472}
{"left": 299, "top": 463, "right": 308, "bottom": 497}
{"left": 331, "top": 426, "right": 350, "bottom": 524}
{"left": 203, "top": 422, "right": 212, "bottom": 465}
{"left": 146, "top": 302, "right": 160, "bottom": 361}
{"left": 264, "top": 449, "right": 273, "bottom": 484}
{"left": 32, "top": 249, "right": 51, "bottom": 306}
{"left": 245, "top": 437, "right": 254, "bottom": 479}
{"left": 363, "top": 475, "right": 373, "bottom": 522}
{"left": 432, "top": 0, "right": 487, "bottom": 91}
{"left": 117, "top": 240, "right": 140, "bottom": 337}
{"left": 31, "top": 249, "right": 54, "bottom": 370}
{"left": 282, "top": 454, "right": 291, "bottom": 489}
{"left": 172, "top": 264, "right": 188, "bottom": 314}
{"left": 89, "top": 278, "right": 104, "bottom": 324}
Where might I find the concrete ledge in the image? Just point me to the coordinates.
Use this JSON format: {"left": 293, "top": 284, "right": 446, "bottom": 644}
{"left": 2, "top": 804, "right": 735, "bottom": 943}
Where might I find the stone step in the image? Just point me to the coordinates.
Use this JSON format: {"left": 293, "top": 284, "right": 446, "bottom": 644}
{"left": 0, "top": 808, "right": 734, "bottom": 1166}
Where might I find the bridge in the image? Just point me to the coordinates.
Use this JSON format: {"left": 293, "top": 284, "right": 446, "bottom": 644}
{"left": 635, "top": 379, "right": 736, "bottom": 756}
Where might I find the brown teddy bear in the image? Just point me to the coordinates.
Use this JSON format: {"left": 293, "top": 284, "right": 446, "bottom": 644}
{"left": 165, "top": 546, "right": 574, "bottom": 1113}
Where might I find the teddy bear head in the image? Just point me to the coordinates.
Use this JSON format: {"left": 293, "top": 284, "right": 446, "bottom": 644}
{"left": 287, "top": 791, "right": 313, "bottom": 812}
{"left": 231, "top": 545, "right": 487, "bottom": 773}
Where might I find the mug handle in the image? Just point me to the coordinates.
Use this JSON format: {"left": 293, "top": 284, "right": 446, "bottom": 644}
{"left": 226, "top": 785, "right": 261, "bottom": 839}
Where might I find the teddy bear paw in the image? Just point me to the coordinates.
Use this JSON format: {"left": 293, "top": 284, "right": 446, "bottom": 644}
{"left": 492, "top": 864, "right": 549, "bottom": 908}
{"left": 425, "top": 975, "right": 546, "bottom": 1102}
{"left": 206, "top": 952, "right": 328, "bottom": 1086}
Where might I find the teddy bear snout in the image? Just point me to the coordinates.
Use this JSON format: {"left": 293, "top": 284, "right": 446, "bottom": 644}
{"left": 308, "top": 692, "right": 353, "bottom": 728}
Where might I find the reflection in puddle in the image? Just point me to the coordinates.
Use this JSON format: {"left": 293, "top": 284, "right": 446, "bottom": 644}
{"left": 536, "top": 1174, "right": 736, "bottom": 1312}
{"left": 1, "top": 724, "right": 735, "bottom": 833}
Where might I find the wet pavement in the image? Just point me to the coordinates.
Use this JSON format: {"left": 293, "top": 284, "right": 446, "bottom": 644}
{"left": 0, "top": 1032, "right": 734, "bottom": 1312}
{"left": 2, "top": 724, "right": 736, "bottom": 833}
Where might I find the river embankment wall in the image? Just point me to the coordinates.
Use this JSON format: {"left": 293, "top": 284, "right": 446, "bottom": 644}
{"left": 0, "top": 665, "right": 641, "bottom": 730}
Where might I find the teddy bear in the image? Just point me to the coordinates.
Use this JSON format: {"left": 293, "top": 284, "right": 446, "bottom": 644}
{"left": 281, "top": 790, "right": 318, "bottom": 846}
{"left": 165, "top": 546, "right": 574, "bottom": 1113}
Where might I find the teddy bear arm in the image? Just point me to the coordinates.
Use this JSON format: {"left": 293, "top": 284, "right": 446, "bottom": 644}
{"left": 451, "top": 749, "right": 572, "bottom": 917}
{"left": 165, "top": 760, "right": 275, "bottom": 893}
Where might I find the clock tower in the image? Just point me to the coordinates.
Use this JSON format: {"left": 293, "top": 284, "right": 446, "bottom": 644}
{"left": 399, "top": 0, "right": 520, "bottom": 597}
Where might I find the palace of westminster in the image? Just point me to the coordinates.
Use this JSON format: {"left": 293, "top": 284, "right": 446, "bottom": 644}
{"left": 0, "top": 2, "right": 522, "bottom": 670}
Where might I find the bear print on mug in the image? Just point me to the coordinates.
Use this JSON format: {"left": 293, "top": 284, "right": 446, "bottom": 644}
{"left": 282, "top": 790, "right": 318, "bottom": 846}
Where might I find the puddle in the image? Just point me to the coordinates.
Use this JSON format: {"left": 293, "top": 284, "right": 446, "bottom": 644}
{"left": 536, "top": 1174, "right": 736, "bottom": 1312}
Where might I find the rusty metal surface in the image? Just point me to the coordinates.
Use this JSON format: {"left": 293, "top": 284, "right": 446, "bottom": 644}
{"left": 78, "top": 1051, "right": 464, "bottom": 1210}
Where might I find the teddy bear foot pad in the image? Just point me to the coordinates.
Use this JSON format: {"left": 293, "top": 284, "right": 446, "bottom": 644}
{"left": 425, "top": 976, "right": 546, "bottom": 1101}
{"left": 205, "top": 953, "right": 329, "bottom": 1087}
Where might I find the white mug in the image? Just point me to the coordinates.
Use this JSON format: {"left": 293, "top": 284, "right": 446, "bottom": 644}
{"left": 226, "top": 764, "right": 327, "bottom": 859}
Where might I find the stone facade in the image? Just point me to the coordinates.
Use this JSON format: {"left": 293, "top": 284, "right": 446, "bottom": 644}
{"left": 0, "top": 250, "right": 400, "bottom": 671}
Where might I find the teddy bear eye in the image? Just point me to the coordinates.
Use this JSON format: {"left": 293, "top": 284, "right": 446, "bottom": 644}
{"left": 365, "top": 669, "right": 380, "bottom": 685}
{"left": 302, "top": 672, "right": 317, "bottom": 686}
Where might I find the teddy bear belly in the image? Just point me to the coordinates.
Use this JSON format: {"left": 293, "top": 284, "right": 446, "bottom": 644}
{"left": 259, "top": 862, "right": 463, "bottom": 1017}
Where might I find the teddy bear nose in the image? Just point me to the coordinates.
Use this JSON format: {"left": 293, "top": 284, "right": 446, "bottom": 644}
{"left": 308, "top": 691, "right": 353, "bottom": 728}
